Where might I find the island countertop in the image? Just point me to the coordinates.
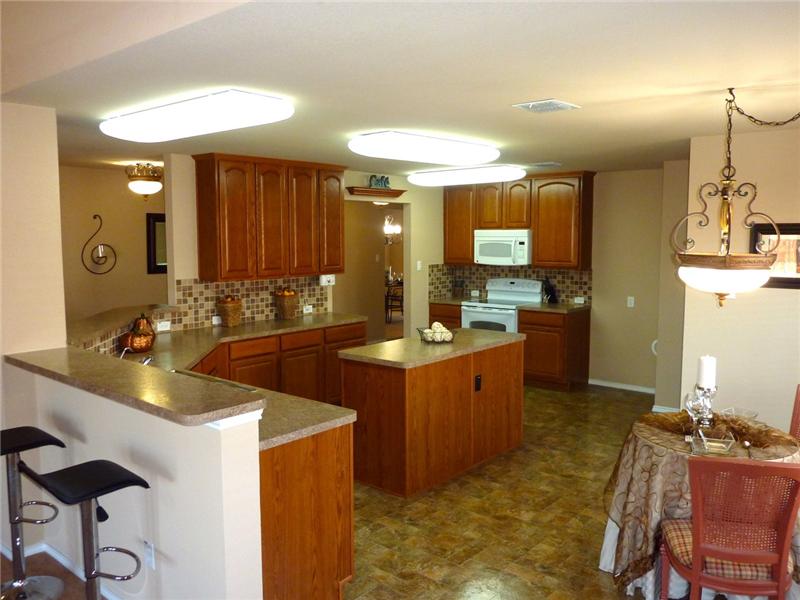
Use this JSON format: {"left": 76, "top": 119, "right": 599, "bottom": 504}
{"left": 338, "top": 328, "right": 525, "bottom": 369}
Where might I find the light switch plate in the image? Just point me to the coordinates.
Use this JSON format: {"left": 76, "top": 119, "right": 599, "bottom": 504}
{"left": 303, "top": 304, "right": 313, "bottom": 314}
{"left": 319, "top": 274, "right": 336, "bottom": 286}
{"left": 416, "top": 260, "right": 423, "bottom": 272}
{"left": 144, "top": 540, "right": 156, "bottom": 571}
{"left": 626, "top": 296, "right": 635, "bottom": 308}
{"left": 573, "top": 296, "right": 585, "bottom": 305}
{"left": 212, "top": 315, "right": 222, "bottom": 326}
{"left": 470, "top": 290, "right": 480, "bottom": 298}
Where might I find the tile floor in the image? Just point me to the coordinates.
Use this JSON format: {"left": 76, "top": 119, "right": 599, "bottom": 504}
{"left": 2, "top": 385, "right": 653, "bottom": 600}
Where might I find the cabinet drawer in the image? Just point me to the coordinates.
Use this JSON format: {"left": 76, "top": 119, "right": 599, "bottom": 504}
{"left": 229, "top": 336, "right": 278, "bottom": 360}
{"left": 518, "top": 310, "right": 564, "bottom": 328}
{"left": 429, "top": 303, "right": 461, "bottom": 319}
{"left": 281, "top": 328, "right": 324, "bottom": 351}
{"left": 325, "top": 322, "right": 367, "bottom": 344}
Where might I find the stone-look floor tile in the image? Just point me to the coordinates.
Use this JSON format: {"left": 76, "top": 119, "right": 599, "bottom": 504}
{"left": 345, "top": 385, "right": 653, "bottom": 599}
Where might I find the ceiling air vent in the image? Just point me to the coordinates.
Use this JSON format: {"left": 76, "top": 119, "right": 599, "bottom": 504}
{"left": 529, "top": 162, "right": 562, "bottom": 169}
{"left": 513, "top": 99, "right": 581, "bottom": 113}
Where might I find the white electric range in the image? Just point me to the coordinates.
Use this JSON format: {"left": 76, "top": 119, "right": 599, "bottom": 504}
{"left": 461, "top": 278, "right": 542, "bottom": 333}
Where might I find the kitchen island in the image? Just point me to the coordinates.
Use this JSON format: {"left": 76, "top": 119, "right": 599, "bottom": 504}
{"left": 4, "top": 312, "right": 365, "bottom": 600}
{"left": 339, "top": 328, "right": 524, "bottom": 497}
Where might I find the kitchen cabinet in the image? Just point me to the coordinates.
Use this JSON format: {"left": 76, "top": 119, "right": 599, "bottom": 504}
{"left": 443, "top": 185, "right": 475, "bottom": 264}
{"left": 191, "top": 343, "right": 230, "bottom": 379}
{"left": 475, "top": 180, "right": 531, "bottom": 229}
{"left": 194, "top": 153, "right": 346, "bottom": 282}
{"left": 228, "top": 336, "right": 279, "bottom": 389}
{"left": 518, "top": 308, "right": 590, "bottom": 391}
{"left": 428, "top": 302, "right": 461, "bottom": 331}
{"left": 324, "top": 323, "right": 367, "bottom": 405}
{"left": 279, "top": 329, "right": 325, "bottom": 401}
{"left": 532, "top": 172, "right": 594, "bottom": 269}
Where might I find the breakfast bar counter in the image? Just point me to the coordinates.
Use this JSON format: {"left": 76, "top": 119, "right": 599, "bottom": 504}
{"left": 340, "top": 329, "right": 524, "bottom": 497}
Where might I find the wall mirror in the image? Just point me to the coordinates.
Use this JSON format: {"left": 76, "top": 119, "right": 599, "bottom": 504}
{"left": 146, "top": 213, "right": 167, "bottom": 274}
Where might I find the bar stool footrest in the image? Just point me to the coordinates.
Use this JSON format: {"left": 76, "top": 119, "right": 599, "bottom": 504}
{"left": 93, "top": 546, "right": 142, "bottom": 581}
{"left": 17, "top": 499, "right": 59, "bottom": 525}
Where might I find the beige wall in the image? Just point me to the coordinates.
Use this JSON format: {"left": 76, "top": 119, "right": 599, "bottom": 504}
{"left": 681, "top": 128, "right": 800, "bottom": 428}
{"left": 590, "top": 169, "right": 663, "bottom": 390}
{"left": 654, "top": 160, "right": 689, "bottom": 408}
{"left": 164, "top": 153, "right": 198, "bottom": 303}
{"left": 59, "top": 166, "right": 168, "bottom": 321}
{"left": 333, "top": 202, "right": 388, "bottom": 342}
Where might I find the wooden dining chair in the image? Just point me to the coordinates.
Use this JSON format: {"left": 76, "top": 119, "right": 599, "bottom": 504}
{"left": 790, "top": 384, "right": 800, "bottom": 439}
{"left": 659, "top": 456, "right": 800, "bottom": 600}
{"left": 385, "top": 285, "right": 403, "bottom": 323}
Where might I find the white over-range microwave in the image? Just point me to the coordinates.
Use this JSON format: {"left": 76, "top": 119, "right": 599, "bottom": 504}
{"left": 474, "top": 229, "right": 532, "bottom": 266}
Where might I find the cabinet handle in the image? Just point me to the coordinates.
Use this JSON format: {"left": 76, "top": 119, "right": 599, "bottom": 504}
{"left": 474, "top": 374, "right": 482, "bottom": 392}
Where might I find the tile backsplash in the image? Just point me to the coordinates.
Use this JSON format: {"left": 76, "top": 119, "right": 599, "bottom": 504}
{"left": 173, "top": 277, "right": 329, "bottom": 330}
{"left": 429, "top": 264, "right": 592, "bottom": 304}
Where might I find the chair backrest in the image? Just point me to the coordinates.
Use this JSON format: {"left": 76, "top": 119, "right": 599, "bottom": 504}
{"left": 790, "top": 384, "right": 800, "bottom": 439}
{"left": 688, "top": 456, "right": 800, "bottom": 584}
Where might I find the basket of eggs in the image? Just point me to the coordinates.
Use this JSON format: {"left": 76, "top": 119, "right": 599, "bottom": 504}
{"left": 216, "top": 295, "right": 243, "bottom": 327}
{"left": 417, "top": 322, "right": 455, "bottom": 344}
{"left": 275, "top": 287, "right": 299, "bottom": 320}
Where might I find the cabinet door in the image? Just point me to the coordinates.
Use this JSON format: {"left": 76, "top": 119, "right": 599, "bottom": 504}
{"left": 218, "top": 160, "right": 257, "bottom": 280}
{"left": 325, "top": 338, "right": 366, "bottom": 405}
{"left": 288, "top": 167, "right": 319, "bottom": 275}
{"left": 429, "top": 303, "right": 462, "bottom": 331}
{"left": 472, "top": 342, "right": 523, "bottom": 464}
{"left": 255, "top": 162, "right": 288, "bottom": 278}
{"left": 503, "top": 179, "right": 531, "bottom": 228}
{"left": 200, "top": 344, "right": 229, "bottom": 380}
{"left": 532, "top": 177, "right": 581, "bottom": 268}
{"left": 475, "top": 182, "right": 503, "bottom": 229}
{"left": 280, "top": 346, "right": 324, "bottom": 401}
{"left": 229, "top": 353, "right": 279, "bottom": 390}
{"left": 319, "top": 170, "right": 345, "bottom": 273}
{"left": 520, "top": 325, "right": 564, "bottom": 381}
{"left": 443, "top": 186, "right": 475, "bottom": 264}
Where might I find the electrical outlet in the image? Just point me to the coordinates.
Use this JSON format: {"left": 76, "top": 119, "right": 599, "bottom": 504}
{"left": 573, "top": 296, "right": 585, "bottom": 305}
{"left": 144, "top": 540, "right": 156, "bottom": 571}
{"left": 155, "top": 319, "right": 171, "bottom": 333}
{"left": 303, "top": 304, "right": 313, "bottom": 314}
{"left": 212, "top": 315, "right": 222, "bottom": 326}
{"left": 627, "top": 296, "right": 635, "bottom": 308}
{"left": 319, "top": 274, "right": 336, "bottom": 286}
{"left": 470, "top": 290, "right": 480, "bottom": 298}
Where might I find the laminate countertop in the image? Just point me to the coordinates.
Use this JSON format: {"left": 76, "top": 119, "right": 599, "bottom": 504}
{"left": 338, "top": 328, "right": 525, "bottom": 369}
{"left": 430, "top": 297, "right": 591, "bottom": 314}
{"left": 6, "top": 313, "right": 364, "bottom": 449}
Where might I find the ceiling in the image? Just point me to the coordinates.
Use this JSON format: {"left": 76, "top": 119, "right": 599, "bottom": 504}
{"left": 2, "top": 2, "right": 798, "bottom": 176}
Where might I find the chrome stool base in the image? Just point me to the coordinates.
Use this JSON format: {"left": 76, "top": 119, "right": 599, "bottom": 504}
{"left": 1, "top": 575, "right": 64, "bottom": 600}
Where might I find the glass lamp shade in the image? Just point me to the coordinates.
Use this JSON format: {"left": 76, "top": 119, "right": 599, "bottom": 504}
{"left": 677, "top": 266, "right": 771, "bottom": 295}
{"left": 128, "top": 179, "right": 163, "bottom": 196}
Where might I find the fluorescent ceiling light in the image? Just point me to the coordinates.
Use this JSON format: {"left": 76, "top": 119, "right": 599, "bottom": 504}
{"left": 408, "top": 165, "right": 526, "bottom": 187}
{"left": 348, "top": 131, "right": 499, "bottom": 165}
{"left": 99, "top": 89, "right": 294, "bottom": 143}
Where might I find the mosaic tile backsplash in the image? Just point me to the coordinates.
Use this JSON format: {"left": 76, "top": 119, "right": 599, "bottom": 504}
{"left": 429, "top": 264, "right": 592, "bottom": 304}
{"left": 173, "top": 277, "right": 329, "bottom": 330}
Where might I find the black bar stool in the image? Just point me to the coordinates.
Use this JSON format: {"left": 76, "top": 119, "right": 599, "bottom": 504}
{"left": 1, "top": 426, "right": 66, "bottom": 600}
{"left": 20, "top": 460, "right": 149, "bottom": 600}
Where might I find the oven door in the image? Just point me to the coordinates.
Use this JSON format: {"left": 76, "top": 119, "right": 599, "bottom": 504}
{"left": 461, "top": 305, "right": 517, "bottom": 333}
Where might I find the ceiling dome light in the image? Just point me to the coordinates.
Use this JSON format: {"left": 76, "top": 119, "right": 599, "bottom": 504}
{"left": 677, "top": 265, "right": 772, "bottom": 296}
{"left": 126, "top": 163, "right": 164, "bottom": 198}
{"left": 407, "top": 165, "right": 526, "bottom": 187}
{"left": 100, "top": 89, "right": 294, "bottom": 143}
{"left": 348, "top": 131, "right": 499, "bottom": 165}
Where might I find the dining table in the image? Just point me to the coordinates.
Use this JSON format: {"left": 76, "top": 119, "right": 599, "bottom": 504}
{"left": 599, "top": 412, "right": 800, "bottom": 600}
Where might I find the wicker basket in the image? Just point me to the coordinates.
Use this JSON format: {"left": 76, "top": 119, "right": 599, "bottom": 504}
{"left": 216, "top": 298, "right": 242, "bottom": 327}
{"left": 275, "top": 294, "right": 299, "bottom": 320}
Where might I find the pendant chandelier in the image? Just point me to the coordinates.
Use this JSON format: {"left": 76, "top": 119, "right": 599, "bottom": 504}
{"left": 671, "top": 88, "right": 799, "bottom": 306}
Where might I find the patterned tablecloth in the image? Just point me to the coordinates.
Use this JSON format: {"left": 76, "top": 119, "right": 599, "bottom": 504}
{"left": 603, "top": 419, "right": 800, "bottom": 589}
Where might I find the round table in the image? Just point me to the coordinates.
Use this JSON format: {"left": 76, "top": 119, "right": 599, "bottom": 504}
{"left": 599, "top": 418, "right": 800, "bottom": 600}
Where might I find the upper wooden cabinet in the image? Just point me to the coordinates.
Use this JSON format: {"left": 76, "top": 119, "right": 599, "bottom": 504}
{"left": 443, "top": 185, "right": 476, "bottom": 264}
{"left": 532, "top": 172, "right": 594, "bottom": 270}
{"left": 475, "top": 180, "right": 531, "bottom": 229}
{"left": 194, "top": 153, "right": 346, "bottom": 282}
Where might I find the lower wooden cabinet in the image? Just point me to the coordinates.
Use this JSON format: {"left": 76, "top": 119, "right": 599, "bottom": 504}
{"left": 229, "top": 353, "right": 279, "bottom": 390}
{"left": 324, "top": 323, "right": 367, "bottom": 406}
{"left": 191, "top": 344, "right": 230, "bottom": 379}
{"left": 428, "top": 302, "right": 461, "bottom": 331}
{"left": 259, "top": 423, "right": 353, "bottom": 600}
{"left": 280, "top": 346, "right": 324, "bottom": 401}
{"left": 518, "top": 308, "right": 590, "bottom": 390}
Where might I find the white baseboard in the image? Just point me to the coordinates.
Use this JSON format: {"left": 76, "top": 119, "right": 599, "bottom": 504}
{"left": 588, "top": 378, "right": 655, "bottom": 395}
{"left": 2, "top": 541, "right": 123, "bottom": 600}
{"left": 651, "top": 404, "right": 680, "bottom": 413}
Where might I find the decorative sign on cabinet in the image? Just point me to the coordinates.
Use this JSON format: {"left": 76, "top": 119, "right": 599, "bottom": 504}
{"left": 194, "top": 153, "right": 346, "bottom": 282}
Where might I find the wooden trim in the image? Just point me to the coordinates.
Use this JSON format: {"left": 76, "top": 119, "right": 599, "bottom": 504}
{"left": 345, "top": 186, "right": 406, "bottom": 198}
{"left": 192, "top": 152, "right": 347, "bottom": 172}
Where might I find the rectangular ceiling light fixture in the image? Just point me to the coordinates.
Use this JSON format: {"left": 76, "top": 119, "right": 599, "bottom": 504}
{"left": 348, "top": 131, "right": 500, "bottom": 165}
{"left": 513, "top": 99, "right": 581, "bottom": 113}
{"left": 100, "top": 89, "right": 295, "bottom": 143}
